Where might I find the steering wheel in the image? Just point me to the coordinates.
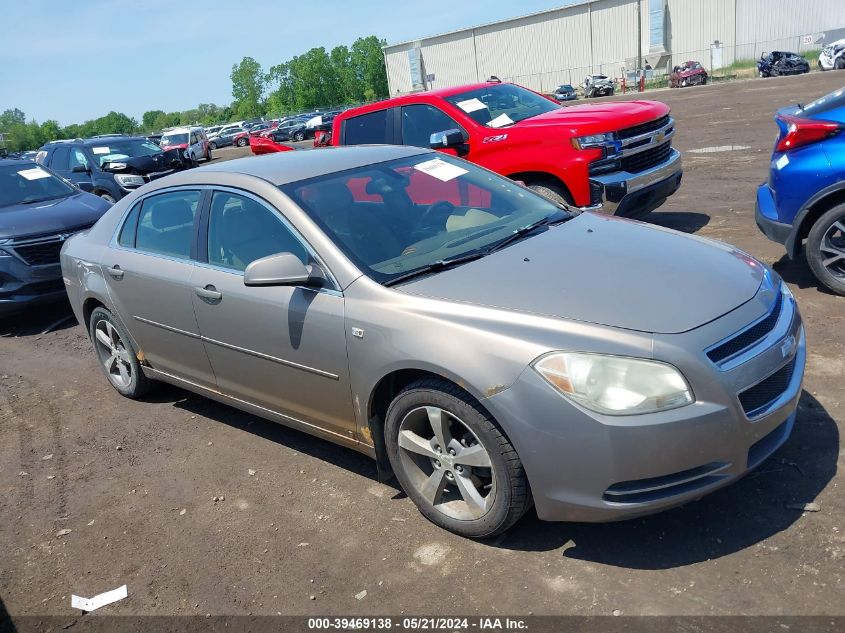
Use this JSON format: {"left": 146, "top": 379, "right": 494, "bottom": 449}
{"left": 412, "top": 201, "right": 456, "bottom": 240}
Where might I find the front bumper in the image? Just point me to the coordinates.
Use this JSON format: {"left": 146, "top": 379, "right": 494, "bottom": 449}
{"left": 589, "top": 149, "right": 683, "bottom": 218}
{"left": 0, "top": 257, "right": 67, "bottom": 316}
{"left": 484, "top": 295, "right": 805, "bottom": 523}
{"left": 755, "top": 183, "right": 793, "bottom": 245}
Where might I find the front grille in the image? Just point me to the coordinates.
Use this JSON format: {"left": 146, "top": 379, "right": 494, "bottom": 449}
{"left": 738, "top": 357, "right": 797, "bottom": 417}
{"left": 707, "top": 291, "right": 784, "bottom": 363}
{"left": 617, "top": 115, "right": 670, "bottom": 140}
{"left": 620, "top": 141, "right": 673, "bottom": 173}
{"left": 14, "top": 240, "right": 64, "bottom": 266}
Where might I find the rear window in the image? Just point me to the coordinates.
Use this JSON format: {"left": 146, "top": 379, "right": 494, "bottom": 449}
{"left": 801, "top": 87, "right": 845, "bottom": 118}
{"left": 0, "top": 163, "right": 75, "bottom": 208}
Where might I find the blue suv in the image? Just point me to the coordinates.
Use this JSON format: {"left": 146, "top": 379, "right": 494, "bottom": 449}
{"left": 757, "top": 87, "right": 845, "bottom": 295}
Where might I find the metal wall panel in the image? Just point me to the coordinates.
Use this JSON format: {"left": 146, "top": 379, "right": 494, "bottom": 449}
{"left": 736, "top": 0, "right": 844, "bottom": 59}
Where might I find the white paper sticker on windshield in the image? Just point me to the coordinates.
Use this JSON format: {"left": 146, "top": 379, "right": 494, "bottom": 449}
{"left": 92, "top": 147, "right": 111, "bottom": 154}
{"left": 414, "top": 158, "right": 468, "bottom": 182}
{"left": 456, "top": 98, "right": 488, "bottom": 113}
{"left": 18, "top": 167, "right": 51, "bottom": 180}
{"left": 487, "top": 113, "right": 514, "bottom": 128}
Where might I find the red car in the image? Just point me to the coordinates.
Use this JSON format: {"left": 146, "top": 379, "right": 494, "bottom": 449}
{"left": 329, "top": 81, "right": 682, "bottom": 218}
{"left": 248, "top": 134, "right": 295, "bottom": 155}
{"left": 232, "top": 122, "right": 280, "bottom": 147}
{"left": 669, "top": 61, "right": 708, "bottom": 88}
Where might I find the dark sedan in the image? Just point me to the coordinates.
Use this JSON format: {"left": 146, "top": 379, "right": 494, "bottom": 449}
{"left": 553, "top": 84, "right": 578, "bottom": 101}
{"left": 0, "top": 159, "right": 111, "bottom": 315}
{"left": 758, "top": 51, "right": 810, "bottom": 77}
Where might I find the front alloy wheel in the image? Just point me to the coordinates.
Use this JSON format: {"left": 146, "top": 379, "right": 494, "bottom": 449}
{"left": 385, "top": 378, "right": 531, "bottom": 538}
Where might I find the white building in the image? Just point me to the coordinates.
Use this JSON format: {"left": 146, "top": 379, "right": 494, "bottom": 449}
{"left": 383, "top": 0, "right": 843, "bottom": 94}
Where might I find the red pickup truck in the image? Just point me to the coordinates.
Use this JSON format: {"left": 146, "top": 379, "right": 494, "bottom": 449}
{"left": 330, "top": 81, "right": 682, "bottom": 217}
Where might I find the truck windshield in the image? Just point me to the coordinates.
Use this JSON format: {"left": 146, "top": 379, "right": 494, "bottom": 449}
{"left": 283, "top": 153, "right": 569, "bottom": 285}
{"left": 0, "top": 163, "right": 75, "bottom": 208}
{"left": 444, "top": 83, "right": 560, "bottom": 128}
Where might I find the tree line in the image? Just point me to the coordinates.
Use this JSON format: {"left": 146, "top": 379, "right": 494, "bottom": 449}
{"left": 1, "top": 35, "right": 389, "bottom": 152}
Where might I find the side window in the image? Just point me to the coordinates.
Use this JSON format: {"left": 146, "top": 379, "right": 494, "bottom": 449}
{"left": 69, "top": 149, "right": 89, "bottom": 171}
{"left": 343, "top": 110, "right": 388, "bottom": 145}
{"left": 207, "top": 191, "right": 308, "bottom": 272}
{"left": 135, "top": 190, "right": 201, "bottom": 258}
{"left": 189, "top": 132, "right": 197, "bottom": 144}
{"left": 118, "top": 202, "right": 142, "bottom": 247}
{"left": 50, "top": 146, "right": 70, "bottom": 170}
{"left": 401, "top": 104, "right": 462, "bottom": 148}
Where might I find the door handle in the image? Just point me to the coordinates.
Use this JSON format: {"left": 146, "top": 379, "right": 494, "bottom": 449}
{"left": 195, "top": 285, "right": 222, "bottom": 301}
{"left": 106, "top": 265, "right": 124, "bottom": 280}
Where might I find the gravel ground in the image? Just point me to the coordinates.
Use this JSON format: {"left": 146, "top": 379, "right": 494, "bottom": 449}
{"left": 1, "top": 71, "right": 843, "bottom": 619}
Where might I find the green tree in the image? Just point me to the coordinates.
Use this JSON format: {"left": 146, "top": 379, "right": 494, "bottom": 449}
{"left": 231, "top": 56, "right": 266, "bottom": 119}
{"left": 40, "top": 120, "right": 62, "bottom": 142}
{"left": 351, "top": 36, "right": 389, "bottom": 101}
{"left": 142, "top": 110, "right": 166, "bottom": 130}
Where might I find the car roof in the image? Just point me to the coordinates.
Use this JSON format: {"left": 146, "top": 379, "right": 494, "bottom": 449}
{"left": 176, "top": 145, "right": 433, "bottom": 186}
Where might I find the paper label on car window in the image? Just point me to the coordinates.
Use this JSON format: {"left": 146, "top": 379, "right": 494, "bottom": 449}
{"left": 414, "top": 158, "right": 468, "bottom": 182}
{"left": 775, "top": 154, "right": 789, "bottom": 170}
{"left": 456, "top": 98, "right": 487, "bottom": 113}
{"left": 487, "top": 113, "right": 514, "bottom": 128}
{"left": 92, "top": 147, "right": 111, "bottom": 154}
{"left": 18, "top": 167, "right": 51, "bottom": 180}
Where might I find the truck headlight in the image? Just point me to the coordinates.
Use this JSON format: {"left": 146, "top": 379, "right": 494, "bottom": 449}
{"left": 572, "top": 133, "right": 614, "bottom": 149}
{"left": 114, "top": 174, "right": 145, "bottom": 188}
{"left": 533, "top": 352, "right": 694, "bottom": 415}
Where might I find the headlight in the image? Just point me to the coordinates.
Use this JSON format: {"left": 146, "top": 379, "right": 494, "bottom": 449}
{"left": 533, "top": 352, "right": 694, "bottom": 415}
{"left": 114, "top": 173, "right": 145, "bottom": 188}
{"left": 571, "top": 133, "right": 614, "bottom": 150}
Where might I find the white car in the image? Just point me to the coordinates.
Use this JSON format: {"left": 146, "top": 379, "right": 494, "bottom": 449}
{"left": 819, "top": 39, "right": 845, "bottom": 71}
{"left": 159, "top": 126, "right": 210, "bottom": 163}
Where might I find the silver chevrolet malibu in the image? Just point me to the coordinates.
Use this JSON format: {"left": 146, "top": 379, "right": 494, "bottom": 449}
{"left": 61, "top": 146, "right": 805, "bottom": 538}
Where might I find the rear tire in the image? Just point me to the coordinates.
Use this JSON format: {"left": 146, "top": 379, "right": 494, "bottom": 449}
{"left": 88, "top": 307, "right": 154, "bottom": 398}
{"left": 806, "top": 203, "right": 845, "bottom": 296}
{"left": 385, "top": 378, "right": 532, "bottom": 538}
{"left": 208, "top": 140, "right": 217, "bottom": 150}
{"left": 527, "top": 180, "right": 574, "bottom": 208}
{"left": 236, "top": 137, "right": 248, "bottom": 147}
{"left": 293, "top": 131, "right": 305, "bottom": 141}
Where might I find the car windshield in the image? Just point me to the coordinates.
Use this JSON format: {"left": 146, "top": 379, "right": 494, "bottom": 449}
{"left": 559, "top": 85, "right": 573, "bottom": 90}
{"left": 444, "top": 83, "right": 560, "bottom": 128}
{"left": 0, "top": 163, "right": 76, "bottom": 208}
{"left": 160, "top": 133, "right": 188, "bottom": 146}
{"left": 283, "top": 153, "right": 569, "bottom": 284}
{"left": 89, "top": 140, "right": 163, "bottom": 166}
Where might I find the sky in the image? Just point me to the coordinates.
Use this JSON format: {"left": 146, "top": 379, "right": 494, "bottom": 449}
{"left": 0, "top": 0, "right": 577, "bottom": 126}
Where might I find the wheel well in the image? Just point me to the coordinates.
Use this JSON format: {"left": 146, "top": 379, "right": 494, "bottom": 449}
{"left": 794, "top": 189, "right": 845, "bottom": 255}
{"left": 367, "top": 369, "right": 474, "bottom": 482}
{"left": 508, "top": 172, "right": 573, "bottom": 200}
{"left": 82, "top": 297, "right": 106, "bottom": 333}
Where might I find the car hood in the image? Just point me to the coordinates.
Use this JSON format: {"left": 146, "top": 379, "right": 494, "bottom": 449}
{"left": 0, "top": 191, "right": 111, "bottom": 241}
{"left": 516, "top": 100, "right": 670, "bottom": 133}
{"left": 396, "top": 214, "right": 765, "bottom": 334}
{"left": 103, "top": 150, "right": 184, "bottom": 174}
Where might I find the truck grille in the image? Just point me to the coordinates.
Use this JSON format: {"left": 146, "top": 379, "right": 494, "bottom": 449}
{"left": 617, "top": 115, "right": 670, "bottom": 140}
{"left": 707, "top": 291, "right": 783, "bottom": 363}
{"left": 620, "top": 141, "right": 673, "bottom": 173}
{"left": 738, "top": 357, "right": 797, "bottom": 417}
{"left": 13, "top": 240, "right": 65, "bottom": 266}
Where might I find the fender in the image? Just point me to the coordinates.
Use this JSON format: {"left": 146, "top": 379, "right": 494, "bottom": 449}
{"left": 786, "top": 180, "right": 845, "bottom": 258}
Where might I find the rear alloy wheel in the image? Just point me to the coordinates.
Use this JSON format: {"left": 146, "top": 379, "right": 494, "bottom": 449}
{"left": 237, "top": 137, "right": 248, "bottom": 147}
{"left": 385, "top": 379, "right": 531, "bottom": 538}
{"left": 293, "top": 131, "right": 305, "bottom": 141}
{"left": 806, "top": 203, "right": 845, "bottom": 296}
{"left": 89, "top": 307, "right": 153, "bottom": 398}
{"left": 208, "top": 141, "right": 217, "bottom": 150}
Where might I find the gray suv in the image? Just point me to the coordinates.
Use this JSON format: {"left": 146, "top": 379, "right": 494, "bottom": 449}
{"left": 61, "top": 146, "right": 805, "bottom": 537}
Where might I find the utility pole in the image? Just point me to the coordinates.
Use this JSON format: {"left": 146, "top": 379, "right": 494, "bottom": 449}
{"left": 636, "top": 0, "right": 642, "bottom": 76}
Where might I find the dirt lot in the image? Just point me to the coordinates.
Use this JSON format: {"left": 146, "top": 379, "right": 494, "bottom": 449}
{"left": 1, "top": 72, "right": 844, "bottom": 620}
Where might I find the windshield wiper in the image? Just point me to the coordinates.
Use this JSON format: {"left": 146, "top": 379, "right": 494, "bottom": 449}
{"left": 484, "top": 213, "right": 571, "bottom": 254}
{"left": 383, "top": 251, "right": 488, "bottom": 287}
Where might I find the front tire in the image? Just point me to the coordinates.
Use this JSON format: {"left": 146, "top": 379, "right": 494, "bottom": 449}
{"left": 527, "top": 180, "right": 574, "bottom": 208}
{"left": 385, "top": 379, "right": 531, "bottom": 538}
{"left": 236, "top": 137, "right": 248, "bottom": 147}
{"left": 208, "top": 140, "right": 217, "bottom": 150}
{"left": 98, "top": 192, "right": 117, "bottom": 204}
{"left": 806, "top": 203, "right": 845, "bottom": 296}
{"left": 88, "top": 307, "right": 153, "bottom": 398}
{"left": 293, "top": 131, "right": 305, "bottom": 141}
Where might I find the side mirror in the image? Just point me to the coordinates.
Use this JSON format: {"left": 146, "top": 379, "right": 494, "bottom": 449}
{"left": 243, "top": 252, "right": 325, "bottom": 288}
{"left": 71, "top": 165, "right": 89, "bottom": 173}
{"left": 430, "top": 128, "right": 466, "bottom": 149}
